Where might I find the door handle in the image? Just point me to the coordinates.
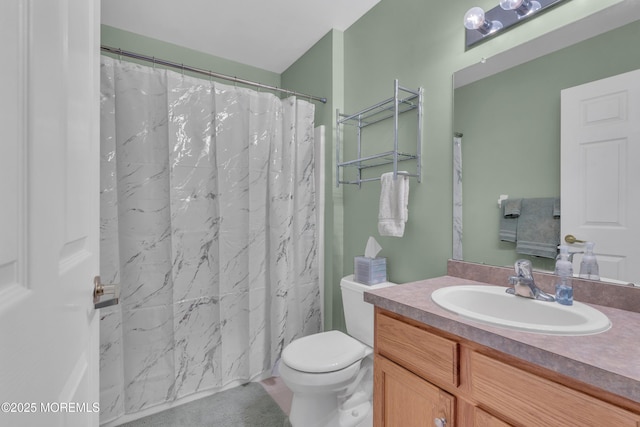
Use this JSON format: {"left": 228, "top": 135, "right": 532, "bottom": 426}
{"left": 93, "top": 276, "right": 120, "bottom": 309}
{"left": 564, "top": 234, "right": 586, "bottom": 244}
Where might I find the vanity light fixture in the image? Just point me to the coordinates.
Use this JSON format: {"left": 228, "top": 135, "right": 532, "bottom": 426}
{"left": 464, "top": 0, "right": 572, "bottom": 49}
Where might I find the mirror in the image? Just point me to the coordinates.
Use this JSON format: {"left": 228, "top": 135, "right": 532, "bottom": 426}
{"left": 453, "top": 2, "right": 640, "bottom": 285}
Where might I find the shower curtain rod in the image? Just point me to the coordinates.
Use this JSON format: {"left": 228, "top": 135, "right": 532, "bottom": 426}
{"left": 101, "top": 45, "right": 328, "bottom": 104}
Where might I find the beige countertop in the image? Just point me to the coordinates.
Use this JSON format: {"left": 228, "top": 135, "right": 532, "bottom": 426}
{"left": 364, "top": 274, "right": 640, "bottom": 404}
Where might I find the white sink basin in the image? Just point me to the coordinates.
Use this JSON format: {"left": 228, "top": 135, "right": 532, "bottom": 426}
{"left": 431, "top": 285, "right": 611, "bottom": 336}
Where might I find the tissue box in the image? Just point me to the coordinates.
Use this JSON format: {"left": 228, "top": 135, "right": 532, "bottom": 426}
{"left": 354, "top": 256, "right": 387, "bottom": 285}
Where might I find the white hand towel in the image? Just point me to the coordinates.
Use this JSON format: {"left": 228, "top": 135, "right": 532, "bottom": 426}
{"left": 378, "top": 172, "right": 409, "bottom": 237}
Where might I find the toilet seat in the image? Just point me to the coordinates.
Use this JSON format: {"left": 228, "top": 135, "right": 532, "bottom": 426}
{"left": 282, "top": 330, "right": 368, "bottom": 373}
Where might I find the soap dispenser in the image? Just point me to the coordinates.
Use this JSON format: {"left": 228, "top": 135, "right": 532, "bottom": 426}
{"left": 555, "top": 245, "right": 574, "bottom": 306}
{"left": 579, "top": 242, "right": 600, "bottom": 280}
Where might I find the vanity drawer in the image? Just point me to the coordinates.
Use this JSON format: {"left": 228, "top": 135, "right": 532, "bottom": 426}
{"left": 375, "top": 311, "right": 458, "bottom": 387}
{"left": 474, "top": 407, "right": 512, "bottom": 427}
{"left": 470, "top": 351, "right": 640, "bottom": 426}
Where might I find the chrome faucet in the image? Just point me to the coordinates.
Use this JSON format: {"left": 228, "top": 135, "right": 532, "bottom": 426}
{"left": 506, "top": 259, "right": 555, "bottom": 302}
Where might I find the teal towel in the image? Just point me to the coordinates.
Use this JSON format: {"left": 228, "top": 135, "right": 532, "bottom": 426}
{"left": 553, "top": 197, "right": 561, "bottom": 218}
{"left": 516, "top": 198, "right": 560, "bottom": 259}
{"left": 504, "top": 198, "right": 522, "bottom": 218}
{"left": 499, "top": 203, "right": 518, "bottom": 242}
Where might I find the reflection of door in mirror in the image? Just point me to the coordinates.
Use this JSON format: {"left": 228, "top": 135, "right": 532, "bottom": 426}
{"left": 453, "top": 19, "right": 640, "bottom": 283}
{"left": 561, "top": 69, "right": 640, "bottom": 285}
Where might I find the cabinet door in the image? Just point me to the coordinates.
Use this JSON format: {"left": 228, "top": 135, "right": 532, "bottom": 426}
{"left": 374, "top": 355, "right": 454, "bottom": 427}
{"left": 475, "top": 407, "right": 513, "bottom": 427}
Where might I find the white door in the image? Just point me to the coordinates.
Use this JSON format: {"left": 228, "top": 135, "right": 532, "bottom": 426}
{"left": 561, "top": 68, "right": 640, "bottom": 285}
{"left": 0, "top": 1, "right": 100, "bottom": 426}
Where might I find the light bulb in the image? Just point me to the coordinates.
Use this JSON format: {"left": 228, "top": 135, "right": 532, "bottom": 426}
{"left": 500, "top": 0, "right": 541, "bottom": 16}
{"left": 463, "top": 7, "right": 486, "bottom": 30}
{"left": 500, "top": 0, "right": 523, "bottom": 9}
{"left": 464, "top": 7, "right": 503, "bottom": 34}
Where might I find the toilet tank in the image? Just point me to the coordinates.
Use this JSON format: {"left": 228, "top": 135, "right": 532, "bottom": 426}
{"left": 341, "top": 275, "right": 395, "bottom": 347}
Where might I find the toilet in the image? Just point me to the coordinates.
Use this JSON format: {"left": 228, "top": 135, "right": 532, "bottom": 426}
{"left": 279, "top": 275, "right": 395, "bottom": 427}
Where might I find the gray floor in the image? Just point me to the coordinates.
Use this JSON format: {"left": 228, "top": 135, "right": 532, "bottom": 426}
{"left": 120, "top": 382, "right": 292, "bottom": 427}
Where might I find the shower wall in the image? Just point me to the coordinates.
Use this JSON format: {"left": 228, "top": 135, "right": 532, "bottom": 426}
{"left": 98, "top": 56, "right": 321, "bottom": 425}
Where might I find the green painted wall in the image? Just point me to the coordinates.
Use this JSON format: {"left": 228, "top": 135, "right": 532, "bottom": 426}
{"left": 101, "top": 25, "right": 280, "bottom": 87}
{"left": 281, "top": 30, "right": 346, "bottom": 330}
{"left": 455, "top": 20, "right": 640, "bottom": 273}
{"left": 336, "top": 0, "right": 622, "bottom": 294}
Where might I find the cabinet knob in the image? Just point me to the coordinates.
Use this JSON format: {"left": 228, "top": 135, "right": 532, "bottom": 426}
{"left": 434, "top": 418, "right": 446, "bottom": 427}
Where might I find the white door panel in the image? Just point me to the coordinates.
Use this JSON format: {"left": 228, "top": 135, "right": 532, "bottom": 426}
{"left": 0, "top": 0, "right": 25, "bottom": 301}
{"left": 0, "top": 1, "right": 100, "bottom": 426}
{"left": 561, "top": 68, "right": 640, "bottom": 285}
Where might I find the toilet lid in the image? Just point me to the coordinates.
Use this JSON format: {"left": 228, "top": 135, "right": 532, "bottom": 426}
{"left": 282, "top": 330, "right": 368, "bottom": 373}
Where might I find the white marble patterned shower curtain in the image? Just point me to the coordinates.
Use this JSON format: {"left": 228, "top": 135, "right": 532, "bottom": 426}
{"left": 98, "top": 56, "right": 320, "bottom": 424}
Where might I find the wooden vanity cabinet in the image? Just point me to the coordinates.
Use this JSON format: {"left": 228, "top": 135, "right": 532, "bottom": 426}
{"left": 375, "top": 355, "right": 454, "bottom": 427}
{"left": 373, "top": 308, "right": 640, "bottom": 427}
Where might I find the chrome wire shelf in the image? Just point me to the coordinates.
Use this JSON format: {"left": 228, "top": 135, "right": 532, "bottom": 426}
{"left": 337, "top": 94, "right": 420, "bottom": 128}
{"left": 336, "top": 80, "right": 423, "bottom": 187}
{"left": 338, "top": 151, "right": 418, "bottom": 169}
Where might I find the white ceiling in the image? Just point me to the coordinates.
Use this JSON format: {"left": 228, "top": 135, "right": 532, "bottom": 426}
{"left": 101, "top": 0, "right": 380, "bottom": 74}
